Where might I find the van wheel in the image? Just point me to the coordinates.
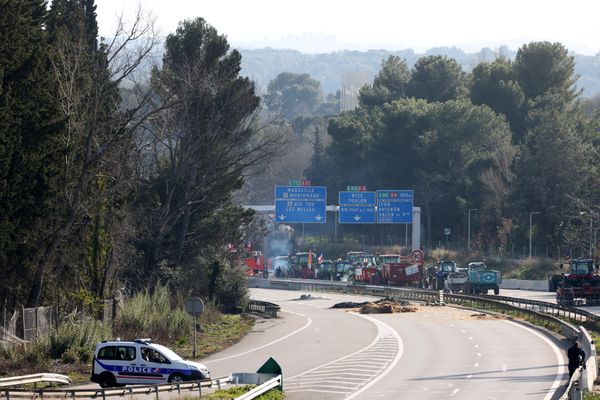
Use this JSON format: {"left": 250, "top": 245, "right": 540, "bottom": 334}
{"left": 169, "top": 373, "right": 185, "bottom": 383}
{"left": 99, "top": 372, "right": 116, "bottom": 388}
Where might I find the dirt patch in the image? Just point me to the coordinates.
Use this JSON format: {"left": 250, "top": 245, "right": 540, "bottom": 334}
{"left": 331, "top": 298, "right": 416, "bottom": 314}
{"left": 360, "top": 300, "right": 417, "bottom": 314}
{"left": 331, "top": 301, "right": 369, "bottom": 309}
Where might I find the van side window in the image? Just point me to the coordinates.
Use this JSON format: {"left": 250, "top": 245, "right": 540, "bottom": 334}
{"left": 116, "top": 346, "right": 136, "bottom": 361}
{"left": 97, "top": 346, "right": 116, "bottom": 360}
{"left": 148, "top": 348, "right": 170, "bottom": 364}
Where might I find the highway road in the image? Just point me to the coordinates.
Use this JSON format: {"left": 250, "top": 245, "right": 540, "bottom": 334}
{"left": 204, "top": 288, "right": 568, "bottom": 400}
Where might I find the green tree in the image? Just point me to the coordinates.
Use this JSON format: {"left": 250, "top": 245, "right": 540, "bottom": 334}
{"left": 304, "top": 127, "right": 324, "bottom": 183}
{"left": 511, "top": 94, "right": 595, "bottom": 251}
{"left": 0, "top": 0, "right": 63, "bottom": 309}
{"left": 138, "top": 18, "right": 276, "bottom": 289}
{"left": 359, "top": 55, "right": 411, "bottom": 109}
{"left": 26, "top": 3, "right": 159, "bottom": 306}
{"left": 369, "top": 99, "right": 514, "bottom": 246}
{"left": 408, "top": 55, "right": 466, "bottom": 102}
{"left": 469, "top": 58, "right": 527, "bottom": 142}
{"left": 514, "top": 42, "right": 578, "bottom": 102}
{"left": 265, "top": 72, "right": 323, "bottom": 119}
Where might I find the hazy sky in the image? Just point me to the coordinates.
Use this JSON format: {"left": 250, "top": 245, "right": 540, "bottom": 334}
{"left": 96, "top": 0, "right": 600, "bottom": 55}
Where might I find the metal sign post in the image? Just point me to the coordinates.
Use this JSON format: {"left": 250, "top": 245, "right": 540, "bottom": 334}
{"left": 185, "top": 297, "right": 204, "bottom": 358}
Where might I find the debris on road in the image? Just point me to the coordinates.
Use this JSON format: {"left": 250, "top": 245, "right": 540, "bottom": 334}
{"left": 331, "top": 298, "right": 416, "bottom": 314}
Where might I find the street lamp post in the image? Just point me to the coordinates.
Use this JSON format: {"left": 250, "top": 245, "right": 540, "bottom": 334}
{"left": 594, "top": 227, "right": 600, "bottom": 259}
{"left": 589, "top": 216, "right": 593, "bottom": 258}
{"left": 468, "top": 208, "right": 478, "bottom": 251}
{"left": 529, "top": 211, "right": 540, "bottom": 259}
{"left": 581, "top": 211, "right": 594, "bottom": 258}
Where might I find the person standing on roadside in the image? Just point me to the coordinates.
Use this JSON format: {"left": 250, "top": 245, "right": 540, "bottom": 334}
{"left": 567, "top": 340, "right": 586, "bottom": 378}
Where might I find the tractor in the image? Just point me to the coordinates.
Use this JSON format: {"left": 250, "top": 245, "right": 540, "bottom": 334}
{"left": 556, "top": 258, "right": 600, "bottom": 306}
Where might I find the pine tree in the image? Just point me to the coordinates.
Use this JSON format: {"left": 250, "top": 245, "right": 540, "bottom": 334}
{"left": 305, "top": 127, "right": 324, "bottom": 183}
{"left": 0, "top": 0, "right": 62, "bottom": 308}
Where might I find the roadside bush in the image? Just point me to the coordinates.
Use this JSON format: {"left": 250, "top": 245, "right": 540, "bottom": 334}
{"left": 1, "top": 316, "right": 110, "bottom": 367}
{"left": 114, "top": 283, "right": 191, "bottom": 342}
{"left": 428, "top": 248, "right": 461, "bottom": 263}
{"left": 48, "top": 317, "right": 111, "bottom": 362}
{"left": 504, "top": 257, "right": 559, "bottom": 279}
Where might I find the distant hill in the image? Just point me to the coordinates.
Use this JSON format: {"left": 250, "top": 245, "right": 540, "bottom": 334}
{"left": 238, "top": 46, "right": 600, "bottom": 98}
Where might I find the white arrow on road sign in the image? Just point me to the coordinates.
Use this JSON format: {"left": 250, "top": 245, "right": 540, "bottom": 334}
{"left": 278, "top": 215, "right": 286, "bottom": 220}
{"left": 353, "top": 215, "right": 361, "bottom": 221}
{"left": 315, "top": 215, "right": 323, "bottom": 221}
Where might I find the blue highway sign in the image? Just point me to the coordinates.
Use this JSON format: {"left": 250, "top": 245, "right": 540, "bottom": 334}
{"left": 338, "top": 191, "right": 376, "bottom": 224}
{"left": 275, "top": 185, "right": 327, "bottom": 223}
{"left": 376, "top": 190, "right": 413, "bottom": 224}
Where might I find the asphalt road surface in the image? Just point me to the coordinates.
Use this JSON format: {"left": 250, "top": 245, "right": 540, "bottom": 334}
{"left": 203, "top": 288, "right": 568, "bottom": 400}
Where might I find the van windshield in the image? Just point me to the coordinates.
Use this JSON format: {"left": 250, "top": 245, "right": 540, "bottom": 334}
{"left": 153, "top": 344, "right": 183, "bottom": 361}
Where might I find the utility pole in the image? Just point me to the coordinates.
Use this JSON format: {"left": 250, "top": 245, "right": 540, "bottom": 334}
{"left": 529, "top": 211, "right": 540, "bottom": 259}
{"left": 468, "top": 208, "right": 478, "bottom": 251}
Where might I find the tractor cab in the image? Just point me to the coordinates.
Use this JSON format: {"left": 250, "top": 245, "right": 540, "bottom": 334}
{"left": 439, "top": 260, "right": 458, "bottom": 273}
{"left": 347, "top": 251, "right": 366, "bottom": 265}
{"left": 379, "top": 254, "right": 401, "bottom": 264}
{"left": 334, "top": 260, "right": 355, "bottom": 282}
{"left": 468, "top": 262, "right": 486, "bottom": 272}
{"left": 566, "top": 259, "right": 597, "bottom": 275}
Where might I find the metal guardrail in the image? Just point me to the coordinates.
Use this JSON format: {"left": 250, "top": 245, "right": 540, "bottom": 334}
{"left": 247, "top": 300, "right": 281, "bottom": 318}
{"left": 233, "top": 375, "right": 281, "bottom": 400}
{"left": 0, "top": 377, "right": 230, "bottom": 399}
{"left": 0, "top": 374, "right": 72, "bottom": 388}
{"left": 561, "top": 367, "right": 584, "bottom": 400}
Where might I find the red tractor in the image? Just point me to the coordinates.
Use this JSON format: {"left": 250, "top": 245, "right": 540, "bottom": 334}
{"left": 290, "top": 251, "right": 317, "bottom": 279}
{"left": 352, "top": 253, "right": 380, "bottom": 283}
{"left": 556, "top": 258, "right": 600, "bottom": 306}
{"left": 381, "top": 255, "right": 423, "bottom": 287}
{"left": 244, "top": 251, "right": 265, "bottom": 277}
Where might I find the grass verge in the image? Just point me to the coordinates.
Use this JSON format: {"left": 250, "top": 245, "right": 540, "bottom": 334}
{"left": 172, "top": 314, "right": 255, "bottom": 359}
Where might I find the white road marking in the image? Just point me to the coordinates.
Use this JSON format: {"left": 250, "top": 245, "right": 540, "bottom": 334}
{"left": 206, "top": 310, "right": 312, "bottom": 362}
{"left": 474, "top": 362, "right": 479, "bottom": 367}
{"left": 504, "top": 320, "right": 565, "bottom": 400}
{"left": 467, "top": 375, "right": 473, "bottom": 379}
{"left": 502, "top": 363, "right": 507, "bottom": 372}
{"left": 469, "top": 336, "right": 474, "bottom": 341}
{"left": 477, "top": 353, "right": 482, "bottom": 357}
{"left": 461, "top": 330, "right": 467, "bottom": 333}
{"left": 450, "top": 388, "right": 460, "bottom": 397}
{"left": 343, "top": 316, "right": 404, "bottom": 400}
{"left": 474, "top": 344, "right": 479, "bottom": 348}
{"left": 285, "top": 389, "right": 349, "bottom": 394}
{"left": 287, "top": 314, "right": 403, "bottom": 400}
